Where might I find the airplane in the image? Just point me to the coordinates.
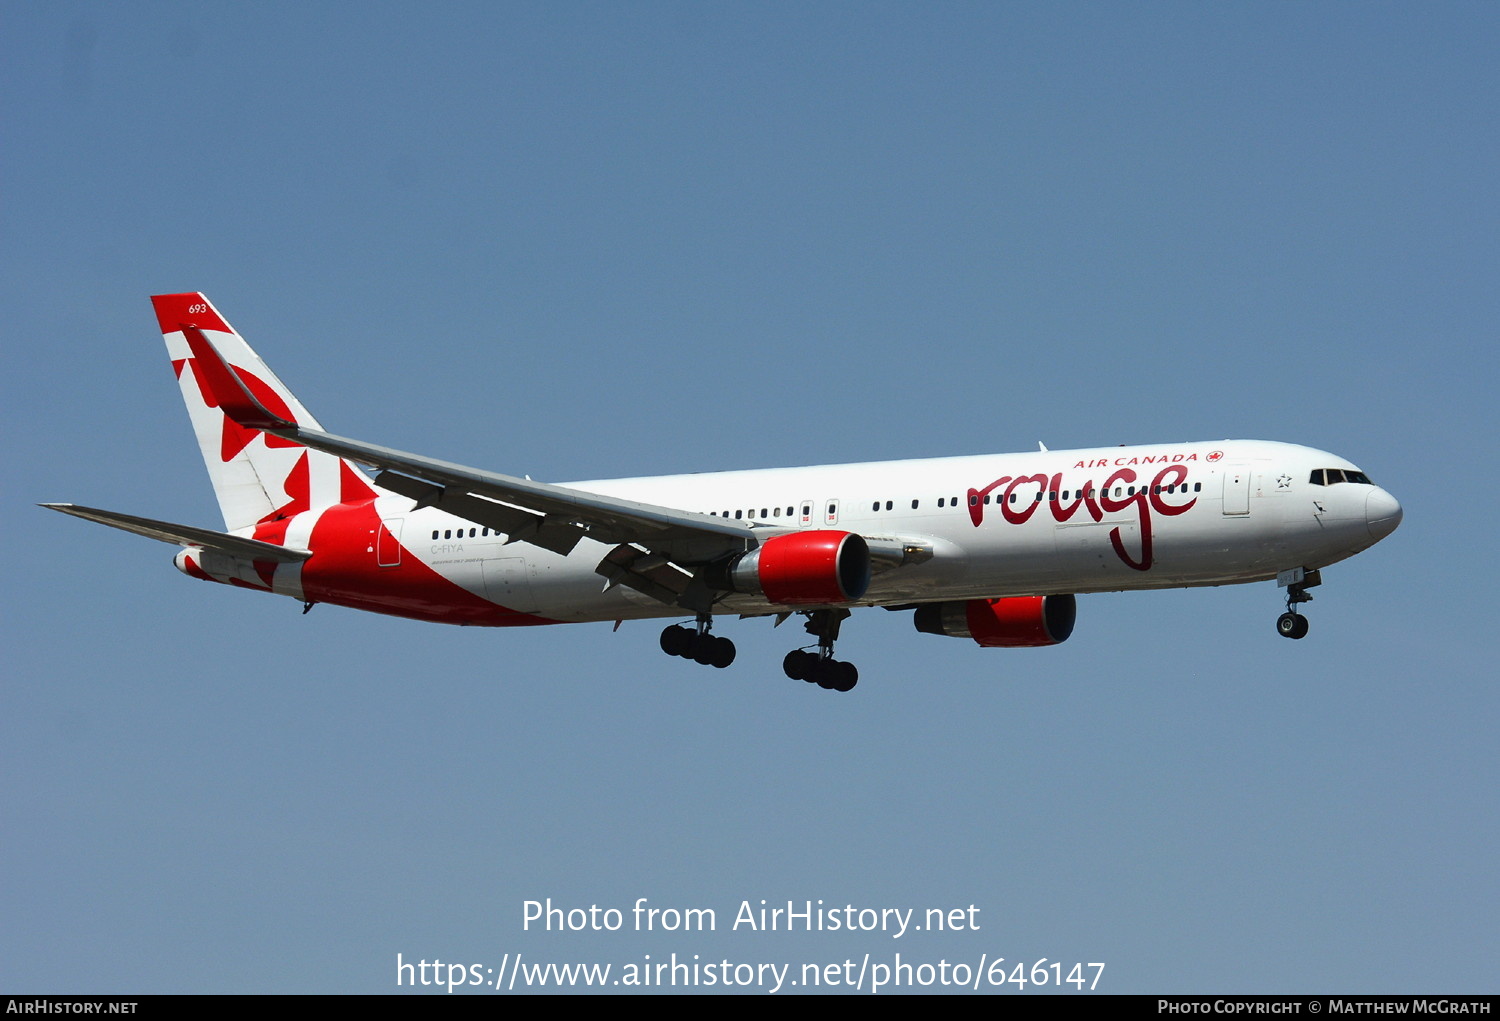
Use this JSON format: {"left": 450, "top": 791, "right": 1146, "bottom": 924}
{"left": 43, "top": 293, "right": 1404, "bottom": 692}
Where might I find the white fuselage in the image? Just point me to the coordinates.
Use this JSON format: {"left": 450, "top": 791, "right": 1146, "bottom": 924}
{"left": 371, "top": 439, "right": 1399, "bottom": 624}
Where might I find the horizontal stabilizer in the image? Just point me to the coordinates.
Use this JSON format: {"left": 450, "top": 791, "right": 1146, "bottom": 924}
{"left": 41, "top": 503, "right": 312, "bottom": 562}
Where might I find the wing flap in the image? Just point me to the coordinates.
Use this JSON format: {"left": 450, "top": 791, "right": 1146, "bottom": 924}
{"left": 596, "top": 544, "right": 717, "bottom": 613}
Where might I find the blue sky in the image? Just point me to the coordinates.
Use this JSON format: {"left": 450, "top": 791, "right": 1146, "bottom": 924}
{"left": 4, "top": 1, "right": 1496, "bottom": 994}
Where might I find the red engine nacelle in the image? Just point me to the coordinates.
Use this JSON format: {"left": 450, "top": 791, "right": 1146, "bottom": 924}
{"left": 717, "top": 530, "right": 871, "bottom": 605}
{"left": 913, "top": 594, "right": 1076, "bottom": 647}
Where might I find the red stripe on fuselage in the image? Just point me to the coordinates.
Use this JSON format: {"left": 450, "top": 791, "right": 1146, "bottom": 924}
{"left": 300, "top": 500, "right": 560, "bottom": 627}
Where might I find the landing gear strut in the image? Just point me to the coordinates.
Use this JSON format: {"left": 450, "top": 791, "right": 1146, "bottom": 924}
{"left": 781, "top": 609, "right": 859, "bottom": 692}
{"left": 660, "top": 615, "right": 736, "bottom": 669}
{"left": 1275, "top": 568, "right": 1320, "bottom": 640}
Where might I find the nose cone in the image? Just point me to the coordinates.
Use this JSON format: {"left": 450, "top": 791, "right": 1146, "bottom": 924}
{"left": 1365, "top": 488, "right": 1403, "bottom": 541}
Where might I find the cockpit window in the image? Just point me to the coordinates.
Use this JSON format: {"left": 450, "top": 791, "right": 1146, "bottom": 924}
{"left": 1309, "top": 468, "right": 1373, "bottom": 486}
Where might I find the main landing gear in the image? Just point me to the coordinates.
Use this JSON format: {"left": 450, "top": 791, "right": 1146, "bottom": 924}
{"left": 660, "top": 615, "right": 736, "bottom": 669}
{"left": 781, "top": 609, "right": 859, "bottom": 692}
{"left": 659, "top": 609, "right": 860, "bottom": 691}
{"left": 1275, "top": 568, "right": 1321, "bottom": 640}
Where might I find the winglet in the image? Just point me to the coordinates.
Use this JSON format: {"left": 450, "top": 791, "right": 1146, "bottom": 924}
{"left": 180, "top": 324, "right": 297, "bottom": 431}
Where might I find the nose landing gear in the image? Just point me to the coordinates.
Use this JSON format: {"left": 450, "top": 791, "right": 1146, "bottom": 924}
{"left": 1275, "top": 568, "right": 1320, "bottom": 640}
{"left": 1276, "top": 608, "right": 1310, "bottom": 639}
{"left": 660, "top": 614, "right": 736, "bottom": 668}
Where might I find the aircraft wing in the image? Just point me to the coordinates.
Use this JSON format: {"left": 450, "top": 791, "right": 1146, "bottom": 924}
{"left": 40, "top": 503, "right": 312, "bottom": 562}
{"left": 178, "top": 324, "right": 755, "bottom": 564}
{"left": 293, "top": 426, "right": 752, "bottom": 557}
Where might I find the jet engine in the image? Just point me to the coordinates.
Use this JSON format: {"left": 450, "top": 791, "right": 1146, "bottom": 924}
{"left": 913, "top": 594, "right": 1076, "bottom": 647}
{"left": 713, "top": 531, "right": 871, "bottom": 605}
